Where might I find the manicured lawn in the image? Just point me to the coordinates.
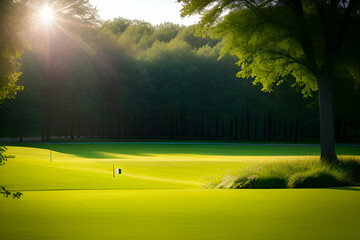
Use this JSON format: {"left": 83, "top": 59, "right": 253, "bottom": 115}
{"left": 1, "top": 189, "right": 360, "bottom": 240}
{"left": 1, "top": 143, "right": 360, "bottom": 239}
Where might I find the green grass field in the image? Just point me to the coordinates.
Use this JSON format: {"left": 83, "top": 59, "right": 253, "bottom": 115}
{"left": 1, "top": 143, "right": 360, "bottom": 240}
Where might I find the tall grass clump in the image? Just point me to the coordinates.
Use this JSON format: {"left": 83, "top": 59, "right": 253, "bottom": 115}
{"left": 202, "top": 156, "right": 360, "bottom": 189}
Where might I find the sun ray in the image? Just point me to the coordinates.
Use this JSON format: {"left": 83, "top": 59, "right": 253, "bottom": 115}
{"left": 54, "top": 22, "right": 96, "bottom": 56}
{"left": 56, "top": 17, "right": 96, "bottom": 29}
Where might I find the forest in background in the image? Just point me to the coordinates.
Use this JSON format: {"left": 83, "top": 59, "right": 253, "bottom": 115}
{"left": 0, "top": 18, "right": 359, "bottom": 142}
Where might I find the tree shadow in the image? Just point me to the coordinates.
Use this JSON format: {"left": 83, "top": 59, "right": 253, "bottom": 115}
{"left": 3, "top": 142, "right": 360, "bottom": 159}
{"left": 2, "top": 141, "right": 327, "bottom": 159}
{"left": 328, "top": 186, "right": 360, "bottom": 192}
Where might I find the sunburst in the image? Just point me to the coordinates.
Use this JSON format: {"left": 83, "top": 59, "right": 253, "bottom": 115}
{"left": 39, "top": 5, "right": 55, "bottom": 25}
{"left": 31, "top": 2, "right": 98, "bottom": 59}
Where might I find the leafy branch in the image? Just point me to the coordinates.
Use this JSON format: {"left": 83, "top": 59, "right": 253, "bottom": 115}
{"left": 1, "top": 146, "right": 21, "bottom": 199}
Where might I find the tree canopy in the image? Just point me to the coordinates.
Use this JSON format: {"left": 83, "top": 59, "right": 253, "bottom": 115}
{"left": 0, "top": 0, "right": 29, "bottom": 102}
{"left": 1, "top": 17, "right": 359, "bottom": 145}
{"left": 178, "top": 0, "right": 360, "bottom": 162}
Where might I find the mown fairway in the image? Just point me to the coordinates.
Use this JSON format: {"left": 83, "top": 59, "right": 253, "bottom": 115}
{"left": 1, "top": 143, "right": 360, "bottom": 240}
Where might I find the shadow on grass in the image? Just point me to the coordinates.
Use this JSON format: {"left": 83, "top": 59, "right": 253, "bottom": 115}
{"left": 328, "top": 187, "right": 360, "bottom": 192}
{"left": 0, "top": 142, "right": 326, "bottom": 159}
{"left": 3, "top": 142, "right": 360, "bottom": 159}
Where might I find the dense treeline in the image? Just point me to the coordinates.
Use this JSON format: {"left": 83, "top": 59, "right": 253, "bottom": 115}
{"left": 0, "top": 18, "right": 359, "bottom": 142}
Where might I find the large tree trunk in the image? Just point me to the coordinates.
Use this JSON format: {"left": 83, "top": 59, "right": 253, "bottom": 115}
{"left": 317, "top": 74, "right": 337, "bottom": 163}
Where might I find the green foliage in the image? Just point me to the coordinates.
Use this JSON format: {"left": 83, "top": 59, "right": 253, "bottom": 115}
{"left": 153, "top": 22, "right": 181, "bottom": 43}
{"left": 232, "top": 175, "right": 287, "bottom": 188}
{"left": 0, "top": 0, "right": 29, "bottom": 102}
{"left": 102, "top": 18, "right": 133, "bottom": 35}
{"left": 287, "top": 169, "right": 351, "bottom": 188}
{"left": 178, "top": 0, "right": 360, "bottom": 162}
{"left": 179, "top": 1, "right": 321, "bottom": 96}
{"left": 1, "top": 146, "right": 19, "bottom": 199}
{"left": 204, "top": 157, "right": 360, "bottom": 189}
{"left": 215, "top": 9, "right": 318, "bottom": 97}
{"left": 178, "top": 0, "right": 360, "bottom": 96}
{"left": 1, "top": 14, "right": 359, "bottom": 142}
{"left": 0, "top": 0, "right": 100, "bottom": 103}
{"left": 0, "top": 146, "right": 15, "bottom": 166}
{"left": 0, "top": 146, "right": 8, "bottom": 166}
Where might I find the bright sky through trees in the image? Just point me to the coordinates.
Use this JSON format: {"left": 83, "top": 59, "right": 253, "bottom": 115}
{"left": 39, "top": 5, "right": 55, "bottom": 25}
{"left": 89, "top": 0, "right": 200, "bottom": 25}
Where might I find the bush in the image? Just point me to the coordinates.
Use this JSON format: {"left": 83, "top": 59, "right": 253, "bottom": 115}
{"left": 334, "top": 159, "right": 360, "bottom": 183}
{"left": 232, "top": 175, "right": 287, "bottom": 189}
{"left": 203, "top": 156, "right": 360, "bottom": 189}
{"left": 287, "top": 169, "right": 352, "bottom": 188}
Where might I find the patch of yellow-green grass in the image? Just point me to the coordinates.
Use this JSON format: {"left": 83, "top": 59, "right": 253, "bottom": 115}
{"left": 1, "top": 144, "right": 360, "bottom": 240}
{"left": 0, "top": 146, "right": 243, "bottom": 191}
{"left": 1, "top": 188, "right": 360, "bottom": 240}
{"left": 2, "top": 145, "right": 360, "bottom": 191}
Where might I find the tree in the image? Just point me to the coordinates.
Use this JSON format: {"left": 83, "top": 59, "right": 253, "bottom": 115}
{"left": 0, "top": 0, "right": 31, "bottom": 199}
{"left": 0, "top": 147, "right": 22, "bottom": 198}
{"left": 178, "top": 0, "right": 360, "bottom": 162}
{"left": 0, "top": 0, "right": 29, "bottom": 103}
{"left": 0, "top": 0, "right": 100, "bottom": 197}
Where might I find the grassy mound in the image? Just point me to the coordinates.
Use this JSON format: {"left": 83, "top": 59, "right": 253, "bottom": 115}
{"left": 203, "top": 156, "right": 360, "bottom": 189}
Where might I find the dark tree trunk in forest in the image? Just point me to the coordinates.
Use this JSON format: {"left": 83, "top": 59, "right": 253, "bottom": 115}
{"left": 171, "top": 117, "right": 174, "bottom": 139}
{"left": 317, "top": 74, "right": 337, "bottom": 162}
{"left": 162, "top": 105, "right": 165, "bottom": 137}
{"left": 64, "top": 123, "right": 67, "bottom": 139}
{"left": 240, "top": 113, "right": 243, "bottom": 139}
{"left": 102, "top": 120, "right": 105, "bottom": 138}
{"left": 293, "top": 118, "right": 298, "bottom": 143}
{"left": 70, "top": 120, "right": 74, "bottom": 140}
{"left": 201, "top": 111, "right": 205, "bottom": 140}
{"left": 46, "top": 122, "right": 51, "bottom": 141}
{"left": 42, "top": 108, "right": 51, "bottom": 141}
{"left": 341, "top": 121, "right": 346, "bottom": 142}
{"left": 273, "top": 120, "right": 276, "bottom": 138}
{"left": 229, "top": 118, "right": 233, "bottom": 139}
{"left": 267, "top": 112, "right": 272, "bottom": 141}
{"left": 117, "top": 119, "right": 121, "bottom": 138}
{"left": 216, "top": 115, "right": 219, "bottom": 139}
{"left": 235, "top": 115, "right": 238, "bottom": 140}
{"left": 175, "top": 118, "right": 178, "bottom": 138}
{"left": 195, "top": 119, "right": 198, "bottom": 139}
{"left": 246, "top": 110, "right": 250, "bottom": 140}
{"left": 180, "top": 104, "right": 185, "bottom": 139}
{"left": 208, "top": 119, "right": 211, "bottom": 138}
{"left": 77, "top": 122, "right": 81, "bottom": 138}
{"left": 84, "top": 124, "right": 87, "bottom": 138}
{"left": 263, "top": 115, "right": 266, "bottom": 139}
{"left": 222, "top": 119, "right": 225, "bottom": 139}
{"left": 124, "top": 121, "right": 128, "bottom": 139}
{"left": 184, "top": 119, "right": 187, "bottom": 138}
{"left": 18, "top": 126, "right": 23, "bottom": 142}
{"left": 133, "top": 117, "right": 136, "bottom": 138}
{"left": 254, "top": 114, "right": 257, "bottom": 139}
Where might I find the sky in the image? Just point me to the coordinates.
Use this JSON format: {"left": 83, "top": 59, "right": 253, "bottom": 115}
{"left": 89, "top": 0, "right": 200, "bottom": 26}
